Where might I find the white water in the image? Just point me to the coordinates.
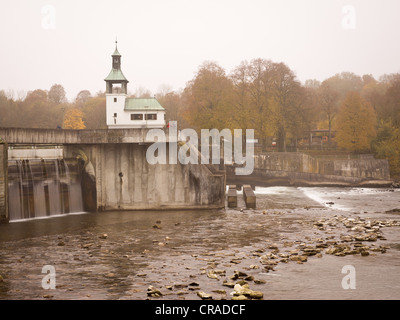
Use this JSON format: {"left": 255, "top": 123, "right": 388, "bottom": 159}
{"left": 299, "top": 186, "right": 400, "bottom": 213}
{"left": 251, "top": 185, "right": 400, "bottom": 213}
{"left": 8, "top": 159, "right": 84, "bottom": 222}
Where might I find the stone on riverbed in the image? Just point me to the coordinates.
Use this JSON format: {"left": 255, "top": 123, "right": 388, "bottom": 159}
{"left": 254, "top": 279, "right": 266, "bottom": 284}
{"left": 207, "top": 270, "right": 219, "bottom": 280}
{"left": 147, "top": 286, "right": 163, "bottom": 297}
{"left": 223, "top": 280, "right": 236, "bottom": 288}
{"left": 232, "top": 284, "right": 263, "bottom": 299}
{"left": 232, "top": 294, "right": 249, "bottom": 300}
{"left": 289, "top": 255, "right": 308, "bottom": 263}
{"left": 197, "top": 291, "right": 213, "bottom": 300}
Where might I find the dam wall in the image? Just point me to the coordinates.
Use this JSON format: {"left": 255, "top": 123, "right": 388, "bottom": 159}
{"left": 0, "top": 127, "right": 226, "bottom": 223}
{"left": 64, "top": 144, "right": 225, "bottom": 211}
{"left": 0, "top": 143, "right": 8, "bottom": 222}
{"left": 228, "top": 152, "right": 392, "bottom": 187}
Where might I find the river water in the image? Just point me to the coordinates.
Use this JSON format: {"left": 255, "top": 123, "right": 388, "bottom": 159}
{"left": 0, "top": 186, "right": 399, "bottom": 300}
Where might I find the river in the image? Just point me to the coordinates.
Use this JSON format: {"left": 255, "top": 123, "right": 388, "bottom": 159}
{"left": 0, "top": 186, "right": 399, "bottom": 300}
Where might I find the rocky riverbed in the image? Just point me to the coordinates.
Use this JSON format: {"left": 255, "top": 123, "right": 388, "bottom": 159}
{"left": 0, "top": 186, "right": 399, "bottom": 300}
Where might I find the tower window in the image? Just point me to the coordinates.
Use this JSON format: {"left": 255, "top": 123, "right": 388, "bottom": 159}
{"left": 114, "top": 98, "right": 117, "bottom": 102}
{"left": 114, "top": 113, "right": 117, "bottom": 117}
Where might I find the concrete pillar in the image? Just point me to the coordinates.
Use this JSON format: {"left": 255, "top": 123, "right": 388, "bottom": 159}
{"left": 0, "top": 142, "right": 8, "bottom": 223}
{"left": 227, "top": 185, "right": 237, "bottom": 208}
{"left": 243, "top": 184, "right": 256, "bottom": 209}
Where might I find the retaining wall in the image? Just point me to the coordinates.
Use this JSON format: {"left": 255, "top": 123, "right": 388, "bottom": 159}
{"left": 0, "top": 143, "right": 8, "bottom": 222}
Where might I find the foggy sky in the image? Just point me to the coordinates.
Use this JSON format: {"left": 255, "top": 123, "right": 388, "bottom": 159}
{"left": 1, "top": 0, "right": 399, "bottom": 101}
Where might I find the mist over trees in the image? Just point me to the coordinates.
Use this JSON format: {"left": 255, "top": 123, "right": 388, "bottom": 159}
{"left": 1, "top": 60, "right": 400, "bottom": 175}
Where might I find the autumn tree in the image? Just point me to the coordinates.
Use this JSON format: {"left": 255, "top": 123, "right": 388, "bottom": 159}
{"left": 20, "top": 89, "right": 62, "bottom": 128}
{"left": 48, "top": 84, "right": 67, "bottom": 105}
{"left": 75, "top": 90, "right": 92, "bottom": 106}
{"left": 382, "top": 74, "right": 400, "bottom": 126}
{"left": 268, "top": 62, "right": 305, "bottom": 152}
{"left": 63, "top": 108, "right": 86, "bottom": 129}
{"left": 335, "top": 92, "right": 377, "bottom": 152}
{"left": 0, "top": 91, "right": 9, "bottom": 127}
{"left": 360, "top": 76, "right": 386, "bottom": 116}
{"left": 230, "top": 59, "right": 272, "bottom": 148}
{"left": 324, "top": 72, "right": 363, "bottom": 101}
{"left": 247, "top": 59, "right": 272, "bottom": 148}
{"left": 319, "top": 81, "right": 339, "bottom": 144}
{"left": 156, "top": 90, "right": 189, "bottom": 129}
{"left": 230, "top": 59, "right": 309, "bottom": 151}
{"left": 372, "top": 121, "right": 400, "bottom": 177}
{"left": 369, "top": 74, "right": 400, "bottom": 176}
{"left": 182, "top": 61, "right": 234, "bottom": 131}
{"left": 304, "top": 79, "right": 321, "bottom": 89}
{"left": 291, "top": 85, "right": 320, "bottom": 149}
{"left": 230, "top": 61, "right": 251, "bottom": 129}
{"left": 81, "top": 97, "right": 106, "bottom": 129}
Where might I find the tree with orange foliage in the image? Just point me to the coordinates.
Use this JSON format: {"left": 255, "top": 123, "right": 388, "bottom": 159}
{"left": 63, "top": 108, "right": 86, "bottom": 129}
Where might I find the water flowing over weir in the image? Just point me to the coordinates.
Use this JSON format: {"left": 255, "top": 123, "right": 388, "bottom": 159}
{"left": 7, "top": 159, "right": 84, "bottom": 221}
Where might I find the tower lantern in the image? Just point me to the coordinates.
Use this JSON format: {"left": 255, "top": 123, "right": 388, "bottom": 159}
{"left": 104, "top": 41, "right": 128, "bottom": 94}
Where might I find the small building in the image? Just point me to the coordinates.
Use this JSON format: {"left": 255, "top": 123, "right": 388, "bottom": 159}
{"left": 104, "top": 42, "right": 166, "bottom": 129}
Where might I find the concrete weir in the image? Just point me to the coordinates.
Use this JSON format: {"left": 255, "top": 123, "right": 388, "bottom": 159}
{"left": 0, "top": 142, "right": 8, "bottom": 222}
{"left": 228, "top": 152, "right": 392, "bottom": 187}
{"left": 243, "top": 185, "right": 256, "bottom": 209}
{"left": 227, "top": 185, "right": 238, "bottom": 208}
{"left": 64, "top": 143, "right": 225, "bottom": 211}
{"left": 0, "top": 128, "right": 226, "bottom": 221}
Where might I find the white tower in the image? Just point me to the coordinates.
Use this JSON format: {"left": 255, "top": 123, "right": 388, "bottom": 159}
{"left": 104, "top": 42, "right": 166, "bottom": 129}
{"left": 104, "top": 41, "right": 129, "bottom": 128}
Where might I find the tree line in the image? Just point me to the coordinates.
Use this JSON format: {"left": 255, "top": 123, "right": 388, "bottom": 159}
{"left": 0, "top": 85, "right": 106, "bottom": 130}
{"left": 1, "top": 59, "right": 400, "bottom": 176}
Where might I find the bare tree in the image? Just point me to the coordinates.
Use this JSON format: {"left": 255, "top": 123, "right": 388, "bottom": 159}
{"left": 48, "top": 84, "right": 67, "bottom": 105}
{"left": 75, "top": 90, "right": 92, "bottom": 105}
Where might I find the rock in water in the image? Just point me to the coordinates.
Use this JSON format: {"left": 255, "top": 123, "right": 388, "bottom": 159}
{"left": 232, "top": 284, "right": 263, "bottom": 299}
{"left": 197, "top": 291, "right": 213, "bottom": 300}
{"left": 223, "top": 280, "right": 235, "bottom": 288}
{"left": 207, "top": 270, "right": 219, "bottom": 280}
{"left": 232, "top": 294, "right": 249, "bottom": 300}
{"left": 147, "top": 286, "right": 163, "bottom": 298}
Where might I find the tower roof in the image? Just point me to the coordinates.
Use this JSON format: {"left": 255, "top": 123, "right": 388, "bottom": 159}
{"left": 104, "top": 68, "right": 128, "bottom": 82}
{"left": 112, "top": 46, "right": 121, "bottom": 57}
{"left": 124, "top": 98, "right": 165, "bottom": 111}
{"left": 105, "top": 40, "right": 128, "bottom": 82}
{"left": 112, "top": 39, "right": 121, "bottom": 56}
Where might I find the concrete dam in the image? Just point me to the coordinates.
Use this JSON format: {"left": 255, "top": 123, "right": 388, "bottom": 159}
{"left": 227, "top": 152, "right": 392, "bottom": 188}
{"left": 0, "top": 128, "right": 226, "bottom": 223}
{"left": 0, "top": 128, "right": 393, "bottom": 223}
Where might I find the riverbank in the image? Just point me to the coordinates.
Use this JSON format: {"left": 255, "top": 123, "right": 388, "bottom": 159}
{"left": 0, "top": 187, "right": 399, "bottom": 300}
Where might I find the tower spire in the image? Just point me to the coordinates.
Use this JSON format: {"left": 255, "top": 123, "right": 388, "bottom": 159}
{"left": 105, "top": 40, "right": 128, "bottom": 94}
